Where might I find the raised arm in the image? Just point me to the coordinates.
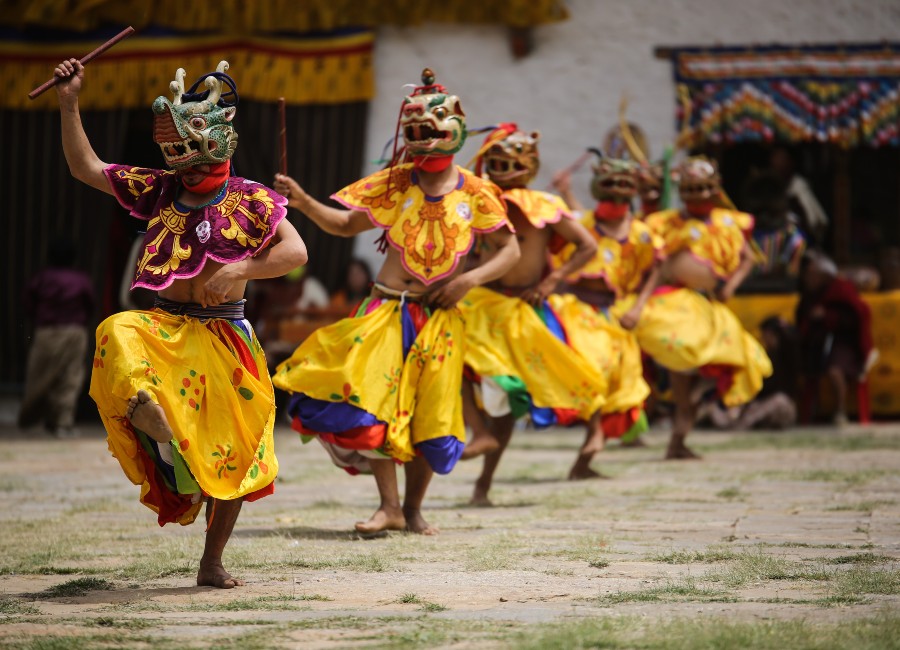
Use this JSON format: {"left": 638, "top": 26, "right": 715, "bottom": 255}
{"left": 430, "top": 227, "right": 520, "bottom": 309}
{"left": 551, "top": 170, "right": 585, "bottom": 213}
{"left": 274, "top": 173, "right": 372, "bottom": 237}
{"left": 523, "top": 217, "right": 598, "bottom": 305}
{"left": 54, "top": 59, "right": 111, "bottom": 194}
{"left": 200, "top": 219, "right": 309, "bottom": 307}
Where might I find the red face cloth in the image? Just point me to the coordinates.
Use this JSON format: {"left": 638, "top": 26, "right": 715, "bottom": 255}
{"left": 684, "top": 200, "right": 715, "bottom": 217}
{"left": 180, "top": 161, "right": 230, "bottom": 194}
{"left": 594, "top": 201, "right": 630, "bottom": 221}
{"left": 413, "top": 154, "right": 453, "bottom": 173}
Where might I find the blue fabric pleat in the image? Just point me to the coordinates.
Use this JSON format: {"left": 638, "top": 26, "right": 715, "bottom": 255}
{"left": 415, "top": 436, "right": 465, "bottom": 475}
{"left": 288, "top": 393, "right": 384, "bottom": 432}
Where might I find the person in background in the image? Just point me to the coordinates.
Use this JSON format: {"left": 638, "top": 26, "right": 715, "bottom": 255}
{"left": 19, "top": 238, "right": 95, "bottom": 438}
{"left": 706, "top": 317, "right": 799, "bottom": 430}
{"left": 742, "top": 172, "right": 807, "bottom": 286}
{"left": 769, "top": 146, "right": 828, "bottom": 245}
{"left": 796, "top": 251, "right": 876, "bottom": 426}
{"left": 329, "top": 258, "right": 374, "bottom": 312}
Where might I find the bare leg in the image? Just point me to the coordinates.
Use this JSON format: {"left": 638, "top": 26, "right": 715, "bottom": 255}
{"left": 826, "top": 365, "right": 848, "bottom": 425}
{"left": 460, "top": 379, "right": 500, "bottom": 460}
{"left": 470, "top": 413, "right": 516, "bottom": 506}
{"left": 403, "top": 456, "right": 438, "bottom": 535}
{"left": 569, "top": 412, "right": 609, "bottom": 480}
{"left": 197, "top": 498, "right": 244, "bottom": 589}
{"left": 126, "top": 389, "right": 174, "bottom": 443}
{"left": 666, "top": 372, "right": 701, "bottom": 460}
{"left": 355, "top": 458, "right": 406, "bottom": 534}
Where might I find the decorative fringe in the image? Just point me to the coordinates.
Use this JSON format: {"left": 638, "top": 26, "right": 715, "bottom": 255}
{"left": 3, "top": 30, "right": 374, "bottom": 110}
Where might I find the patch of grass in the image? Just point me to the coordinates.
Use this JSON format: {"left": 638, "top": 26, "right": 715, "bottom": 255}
{"left": 39, "top": 577, "right": 114, "bottom": 599}
{"left": 772, "top": 542, "right": 860, "bottom": 549}
{"left": 556, "top": 533, "right": 610, "bottom": 565}
{"left": 516, "top": 613, "right": 900, "bottom": 650}
{"left": 203, "top": 595, "right": 314, "bottom": 612}
{"left": 293, "top": 593, "right": 333, "bottom": 601}
{"left": 648, "top": 545, "right": 739, "bottom": 564}
{"left": 827, "top": 499, "right": 896, "bottom": 512}
{"left": 699, "top": 430, "right": 900, "bottom": 453}
{"left": 420, "top": 601, "right": 449, "bottom": 613}
{"left": 599, "top": 577, "right": 735, "bottom": 605}
{"left": 822, "top": 553, "right": 893, "bottom": 565}
{"left": 464, "top": 533, "right": 523, "bottom": 571}
{"left": 831, "top": 565, "right": 900, "bottom": 597}
{"left": 705, "top": 549, "right": 832, "bottom": 588}
{"left": 397, "top": 593, "right": 421, "bottom": 604}
{"left": 589, "top": 559, "right": 610, "bottom": 569}
{"left": 716, "top": 486, "right": 743, "bottom": 500}
{"left": 0, "top": 596, "right": 41, "bottom": 615}
{"left": 287, "top": 552, "right": 392, "bottom": 573}
{"left": 87, "top": 616, "right": 153, "bottom": 629}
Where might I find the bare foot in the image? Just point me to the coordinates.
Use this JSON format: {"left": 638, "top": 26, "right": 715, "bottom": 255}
{"left": 665, "top": 436, "right": 702, "bottom": 460}
{"left": 461, "top": 433, "right": 501, "bottom": 461}
{"left": 126, "top": 390, "right": 174, "bottom": 443}
{"left": 403, "top": 507, "right": 439, "bottom": 535}
{"left": 568, "top": 466, "right": 610, "bottom": 481}
{"left": 354, "top": 506, "right": 406, "bottom": 535}
{"left": 469, "top": 485, "right": 493, "bottom": 507}
{"left": 197, "top": 560, "right": 244, "bottom": 589}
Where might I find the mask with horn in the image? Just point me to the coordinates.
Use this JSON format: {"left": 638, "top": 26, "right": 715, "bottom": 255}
{"left": 399, "top": 68, "right": 466, "bottom": 171}
{"left": 676, "top": 157, "right": 721, "bottom": 217}
{"left": 152, "top": 61, "right": 239, "bottom": 170}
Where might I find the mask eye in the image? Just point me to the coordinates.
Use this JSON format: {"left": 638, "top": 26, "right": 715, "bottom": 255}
{"left": 190, "top": 116, "right": 207, "bottom": 130}
{"left": 433, "top": 107, "right": 447, "bottom": 119}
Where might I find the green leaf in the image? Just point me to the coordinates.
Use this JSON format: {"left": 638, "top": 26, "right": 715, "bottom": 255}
{"left": 238, "top": 387, "right": 254, "bottom": 400}
{"left": 349, "top": 395, "right": 360, "bottom": 404}
{"left": 249, "top": 465, "right": 258, "bottom": 479}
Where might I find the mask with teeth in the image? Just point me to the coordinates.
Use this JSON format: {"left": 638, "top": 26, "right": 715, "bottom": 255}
{"left": 400, "top": 68, "right": 467, "bottom": 159}
{"left": 590, "top": 158, "right": 639, "bottom": 203}
{"left": 151, "top": 61, "right": 238, "bottom": 170}
{"left": 476, "top": 126, "right": 540, "bottom": 189}
{"left": 676, "top": 157, "right": 721, "bottom": 215}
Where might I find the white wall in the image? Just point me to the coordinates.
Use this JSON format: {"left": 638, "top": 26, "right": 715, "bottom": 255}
{"left": 352, "top": 0, "right": 900, "bottom": 268}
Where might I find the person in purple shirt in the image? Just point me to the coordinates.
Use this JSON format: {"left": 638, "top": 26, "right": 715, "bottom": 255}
{"left": 19, "top": 238, "right": 95, "bottom": 437}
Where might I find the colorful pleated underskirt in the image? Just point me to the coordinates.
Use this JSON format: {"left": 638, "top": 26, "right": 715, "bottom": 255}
{"left": 273, "top": 296, "right": 465, "bottom": 475}
{"left": 633, "top": 286, "right": 773, "bottom": 407}
{"left": 547, "top": 293, "right": 651, "bottom": 440}
{"left": 89, "top": 308, "right": 277, "bottom": 526}
{"left": 458, "top": 286, "right": 605, "bottom": 427}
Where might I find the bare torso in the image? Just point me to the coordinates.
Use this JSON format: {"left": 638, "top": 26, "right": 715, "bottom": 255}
{"left": 659, "top": 250, "right": 719, "bottom": 292}
{"left": 479, "top": 206, "right": 549, "bottom": 289}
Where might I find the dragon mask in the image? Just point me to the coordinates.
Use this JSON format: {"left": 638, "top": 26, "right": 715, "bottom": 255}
{"left": 676, "top": 157, "right": 721, "bottom": 215}
{"left": 400, "top": 68, "right": 467, "bottom": 160}
{"left": 152, "top": 61, "right": 239, "bottom": 170}
{"left": 590, "top": 157, "right": 639, "bottom": 204}
{"left": 475, "top": 125, "right": 540, "bottom": 189}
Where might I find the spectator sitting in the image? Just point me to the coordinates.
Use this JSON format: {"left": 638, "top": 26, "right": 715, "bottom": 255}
{"left": 796, "top": 250, "right": 877, "bottom": 426}
{"left": 329, "top": 257, "right": 373, "bottom": 313}
{"left": 742, "top": 172, "right": 807, "bottom": 289}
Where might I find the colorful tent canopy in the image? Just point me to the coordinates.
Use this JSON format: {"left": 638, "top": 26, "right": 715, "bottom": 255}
{"left": 668, "top": 43, "right": 900, "bottom": 148}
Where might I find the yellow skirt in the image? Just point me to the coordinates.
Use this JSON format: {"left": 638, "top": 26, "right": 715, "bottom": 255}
{"left": 459, "top": 286, "right": 605, "bottom": 421}
{"left": 547, "top": 294, "right": 650, "bottom": 437}
{"left": 273, "top": 298, "right": 465, "bottom": 474}
{"left": 89, "top": 310, "right": 277, "bottom": 526}
{"left": 634, "top": 288, "right": 773, "bottom": 406}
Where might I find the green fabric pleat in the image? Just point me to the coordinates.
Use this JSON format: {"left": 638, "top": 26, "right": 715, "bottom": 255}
{"left": 620, "top": 410, "right": 649, "bottom": 444}
{"left": 489, "top": 375, "right": 532, "bottom": 419}
{"left": 171, "top": 443, "right": 201, "bottom": 494}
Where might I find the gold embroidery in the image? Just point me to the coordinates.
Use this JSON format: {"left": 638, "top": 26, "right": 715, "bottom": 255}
{"left": 116, "top": 168, "right": 157, "bottom": 200}
{"left": 218, "top": 188, "right": 272, "bottom": 248}
{"left": 402, "top": 200, "right": 461, "bottom": 277}
{"left": 137, "top": 204, "right": 193, "bottom": 277}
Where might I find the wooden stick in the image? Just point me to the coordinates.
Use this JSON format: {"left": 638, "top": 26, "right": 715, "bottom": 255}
{"left": 28, "top": 26, "right": 136, "bottom": 100}
{"left": 278, "top": 97, "right": 287, "bottom": 175}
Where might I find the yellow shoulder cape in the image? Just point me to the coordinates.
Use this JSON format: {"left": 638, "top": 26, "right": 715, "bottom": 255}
{"left": 333, "top": 164, "right": 510, "bottom": 284}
